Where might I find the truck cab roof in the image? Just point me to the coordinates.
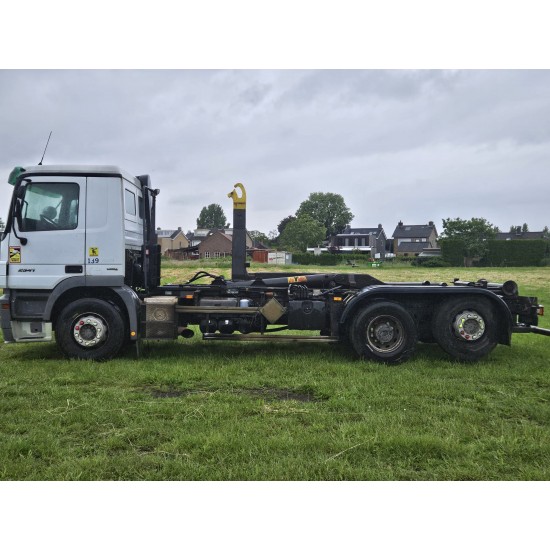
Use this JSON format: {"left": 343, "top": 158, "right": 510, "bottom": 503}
{"left": 14, "top": 165, "right": 142, "bottom": 187}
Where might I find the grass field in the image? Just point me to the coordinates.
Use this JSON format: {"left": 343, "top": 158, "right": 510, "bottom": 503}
{"left": 1, "top": 262, "right": 549, "bottom": 480}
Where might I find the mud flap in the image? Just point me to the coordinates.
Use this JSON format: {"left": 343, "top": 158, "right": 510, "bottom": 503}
{"left": 0, "top": 293, "right": 15, "bottom": 342}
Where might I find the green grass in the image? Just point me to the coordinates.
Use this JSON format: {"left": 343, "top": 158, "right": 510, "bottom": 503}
{"left": 1, "top": 265, "right": 550, "bottom": 480}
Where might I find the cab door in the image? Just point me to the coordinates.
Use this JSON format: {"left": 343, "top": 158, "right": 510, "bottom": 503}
{"left": 7, "top": 175, "right": 86, "bottom": 290}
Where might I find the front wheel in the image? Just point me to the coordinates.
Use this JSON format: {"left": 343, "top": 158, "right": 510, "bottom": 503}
{"left": 349, "top": 302, "right": 418, "bottom": 364}
{"left": 432, "top": 297, "right": 498, "bottom": 362}
{"left": 55, "top": 298, "right": 126, "bottom": 360}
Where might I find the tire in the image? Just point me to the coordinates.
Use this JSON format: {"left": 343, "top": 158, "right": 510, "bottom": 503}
{"left": 432, "top": 297, "right": 498, "bottom": 362}
{"left": 349, "top": 301, "right": 417, "bottom": 364}
{"left": 55, "top": 298, "right": 126, "bottom": 361}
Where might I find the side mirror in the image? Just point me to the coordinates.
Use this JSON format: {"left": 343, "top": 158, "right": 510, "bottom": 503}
{"left": 12, "top": 197, "right": 28, "bottom": 245}
{"left": 15, "top": 182, "right": 27, "bottom": 199}
{"left": 13, "top": 200, "right": 23, "bottom": 228}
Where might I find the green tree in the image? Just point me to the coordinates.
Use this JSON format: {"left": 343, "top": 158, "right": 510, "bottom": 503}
{"left": 543, "top": 226, "right": 549, "bottom": 237}
{"left": 522, "top": 222, "right": 529, "bottom": 233}
{"left": 196, "top": 204, "right": 227, "bottom": 229}
{"left": 296, "top": 192, "right": 353, "bottom": 238}
{"left": 249, "top": 230, "right": 269, "bottom": 245}
{"left": 279, "top": 214, "right": 326, "bottom": 252}
{"left": 277, "top": 215, "right": 296, "bottom": 236}
{"left": 440, "top": 217, "right": 498, "bottom": 260}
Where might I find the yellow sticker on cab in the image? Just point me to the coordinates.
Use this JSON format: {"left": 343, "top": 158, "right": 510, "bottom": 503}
{"left": 9, "top": 246, "right": 21, "bottom": 263}
{"left": 88, "top": 247, "right": 99, "bottom": 257}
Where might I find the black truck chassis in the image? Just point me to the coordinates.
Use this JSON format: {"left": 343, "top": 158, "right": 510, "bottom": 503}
{"left": 137, "top": 269, "right": 547, "bottom": 365}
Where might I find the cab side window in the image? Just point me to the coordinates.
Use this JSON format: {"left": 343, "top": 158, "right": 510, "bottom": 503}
{"left": 21, "top": 182, "right": 80, "bottom": 232}
{"left": 125, "top": 189, "right": 136, "bottom": 216}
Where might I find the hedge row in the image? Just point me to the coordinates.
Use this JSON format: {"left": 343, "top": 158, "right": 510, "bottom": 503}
{"left": 440, "top": 239, "right": 465, "bottom": 266}
{"left": 441, "top": 238, "right": 550, "bottom": 267}
{"left": 486, "top": 240, "right": 550, "bottom": 267}
{"left": 292, "top": 253, "right": 340, "bottom": 265}
{"left": 291, "top": 252, "right": 375, "bottom": 266}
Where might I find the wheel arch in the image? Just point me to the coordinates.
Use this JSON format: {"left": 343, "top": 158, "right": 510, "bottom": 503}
{"left": 45, "top": 282, "right": 141, "bottom": 340}
{"left": 340, "top": 286, "right": 513, "bottom": 345}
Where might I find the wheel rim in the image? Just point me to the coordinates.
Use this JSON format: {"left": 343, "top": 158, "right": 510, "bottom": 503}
{"left": 453, "top": 310, "right": 485, "bottom": 341}
{"left": 365, "top": 314, "right": 405, "bottom": 353}
{"left": 72, "top": 314, "right": 108, "bottom": 348}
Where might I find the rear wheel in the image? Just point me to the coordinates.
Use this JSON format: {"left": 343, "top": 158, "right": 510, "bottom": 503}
{"left": 350, "top": 302, "right": 417, "bottom": 364}
{"left": 55, "top": 298, "right": 125, "bottom": 360}
{"left": 432, "top": 297, "right": 498, "bottom": 362}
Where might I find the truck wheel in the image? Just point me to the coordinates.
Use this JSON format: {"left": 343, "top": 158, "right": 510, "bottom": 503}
{"left": 55, "top": 298, "right": 125, "bottom": 361}
{"left": 432, "top": 297, "right": 497, "bottom": 362}
{"left": 350, "top": 302, "right": 417, "bottom": 364}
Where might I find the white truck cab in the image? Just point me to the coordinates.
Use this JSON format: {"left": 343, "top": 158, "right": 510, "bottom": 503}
{"left": 1, "top": 165, "right": 152, "bottom": 348}
{"left": 0, "top": 165, "right": 144, "bottom": 289}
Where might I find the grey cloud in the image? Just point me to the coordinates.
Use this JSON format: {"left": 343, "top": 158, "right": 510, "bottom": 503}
{"left": 1, "top": 70, "right": 549, "bottom": 237}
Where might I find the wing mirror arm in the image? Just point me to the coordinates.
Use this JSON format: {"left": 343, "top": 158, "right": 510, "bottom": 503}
{"left": 12, "top": 199, "right": 28, "bottom": 245}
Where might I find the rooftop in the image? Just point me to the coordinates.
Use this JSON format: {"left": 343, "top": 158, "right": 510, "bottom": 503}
{"left": 393, "top": 221, "right": 437, "bottom": 239}
{"left": 337, "top": 225, "right": 385, "bottom": 237}
{"left": 496, "top": 231, "right": 548, "bottom": 240}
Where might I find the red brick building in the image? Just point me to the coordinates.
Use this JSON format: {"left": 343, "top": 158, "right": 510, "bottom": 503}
{"left": 198, "top": 230, "right": 254, "bottom": 259}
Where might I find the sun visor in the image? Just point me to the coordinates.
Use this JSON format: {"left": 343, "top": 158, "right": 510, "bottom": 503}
{"left": 8, "top": 166, "right": 25, "bottom": 185}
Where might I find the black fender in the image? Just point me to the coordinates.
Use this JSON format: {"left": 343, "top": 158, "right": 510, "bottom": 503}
{"left": 111, "top": 286, "right": 142, "bottom": 341}
{"left": 44, "top": 279, "right": 141, "bottom": 341}
{"left": 43, "top": 276, "right": 86, "bottom": 321}
{"left": 340, "top": 285, "right": 513, "bottom": 345}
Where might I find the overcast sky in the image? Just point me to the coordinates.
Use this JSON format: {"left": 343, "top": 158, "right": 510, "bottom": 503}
{"left": 1, "top": 70, "right": 549, "bottom": 237}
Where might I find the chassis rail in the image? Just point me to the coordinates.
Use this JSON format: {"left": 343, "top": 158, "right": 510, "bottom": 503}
{"left": 512, "top": 325, "right": 550, "bottom": 336}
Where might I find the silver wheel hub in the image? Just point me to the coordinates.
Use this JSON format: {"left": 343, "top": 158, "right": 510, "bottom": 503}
{"left": 73, "top": 315, "right": 107, "bottom": 347}
{"left": 366, "top": 315, "right": 404, "bottom": 353}
{"left": 453, "top": 310, "right": 485, "bottom": 341}
{"left": 375, "top": 323, "right": 394, "bottom": 343}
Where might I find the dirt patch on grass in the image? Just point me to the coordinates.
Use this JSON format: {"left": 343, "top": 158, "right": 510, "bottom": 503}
{"left": 142, "top": 385, "right": 326, "bottom": 402}
{"left": 143, "top": 386, "right": 211, "bottom": 398}
{"left": 149, "top": 388, "right": 187, "bottom": 398}
{"left": 238, "top": 387, "right": 325, "bottom": 402}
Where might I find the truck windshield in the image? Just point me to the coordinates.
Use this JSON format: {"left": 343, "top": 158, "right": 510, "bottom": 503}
{"left": 20, "top": 182, "right": 80, "bottom": 232}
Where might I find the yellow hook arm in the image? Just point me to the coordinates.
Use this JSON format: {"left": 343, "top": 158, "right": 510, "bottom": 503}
{"left": 228, "top": 183, "right": 246, "bottom": 210}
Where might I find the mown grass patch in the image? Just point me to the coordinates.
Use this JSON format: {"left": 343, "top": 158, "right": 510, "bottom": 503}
{"left": 1, "top": 265, "right": 549, "bottom": 480}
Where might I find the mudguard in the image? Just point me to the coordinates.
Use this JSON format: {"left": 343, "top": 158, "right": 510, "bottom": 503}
{"left": 340, "top": 285, "right": 513, "bottom": 345}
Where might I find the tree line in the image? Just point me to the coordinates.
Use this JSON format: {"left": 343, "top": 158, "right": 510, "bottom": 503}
{"left": 439, "top": 218, "right": 550, "bottom": 266}
{"left": 189, "top": 202, "right": 549, "bottom": 257}
{"left": 194, "top": 193, "right": 354, "bottom": 251}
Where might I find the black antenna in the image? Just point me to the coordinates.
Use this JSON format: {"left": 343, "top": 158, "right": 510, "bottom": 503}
{"left": 38, "top": 131, "right": 52, "bottom": 165}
